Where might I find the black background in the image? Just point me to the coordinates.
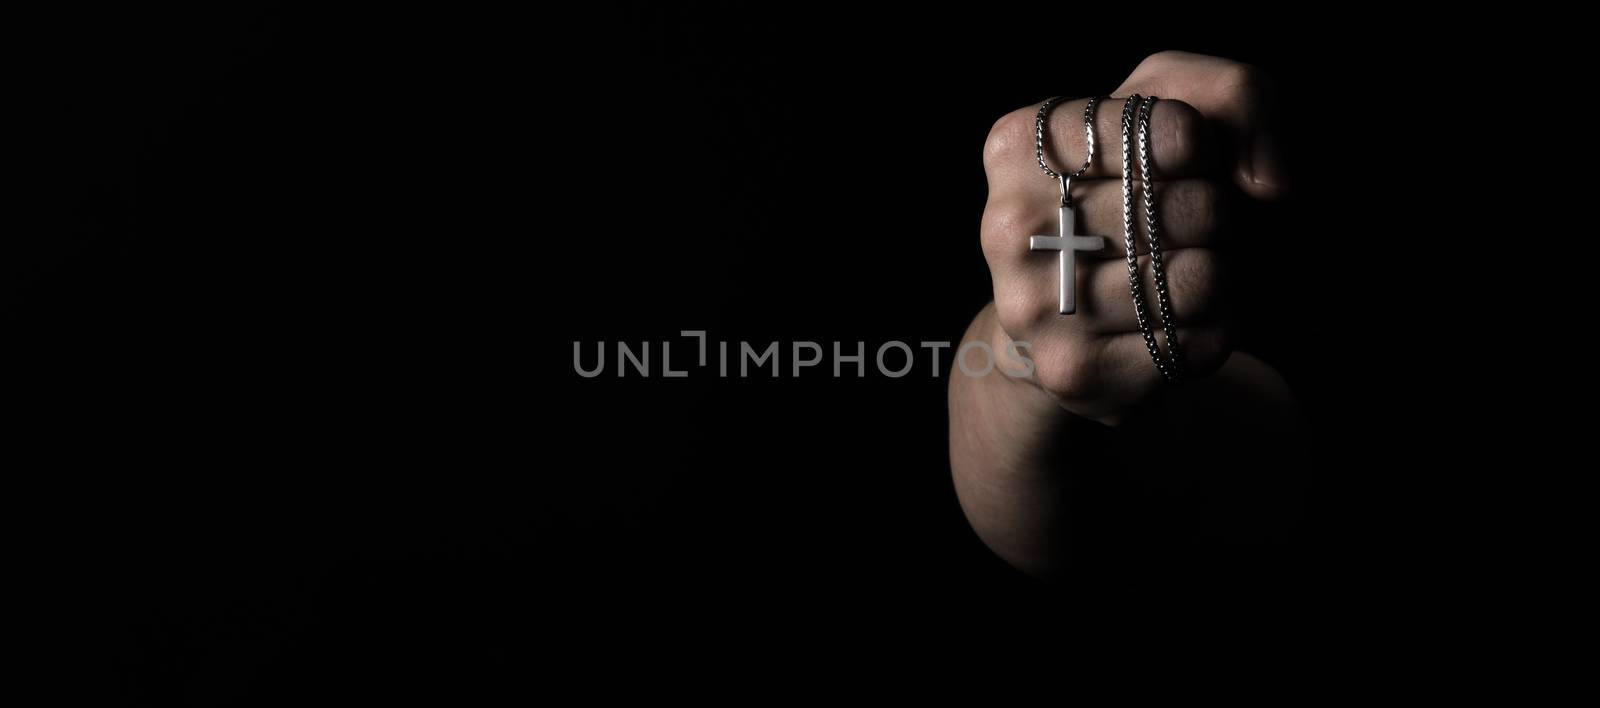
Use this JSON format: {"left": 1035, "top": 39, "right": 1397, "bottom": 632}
{"left": 16, "top": 4, "right": 1497, "bottom": 703}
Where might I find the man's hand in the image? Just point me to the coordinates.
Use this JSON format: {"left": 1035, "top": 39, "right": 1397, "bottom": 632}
{"left": 979, "top": 50, "right": 1286, "bottom": 424}
{"left": 951, "top": 51, "right": 1300, "bottom": 578}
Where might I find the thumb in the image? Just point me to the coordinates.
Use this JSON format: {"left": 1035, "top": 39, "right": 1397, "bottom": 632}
{"left": 1114, "top": 51, "right": 1287, "bottom": 201}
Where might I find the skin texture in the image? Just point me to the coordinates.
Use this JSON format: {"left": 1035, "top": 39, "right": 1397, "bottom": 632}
{"left": 950, "top": 52, "right": 1305, "bottom": 579}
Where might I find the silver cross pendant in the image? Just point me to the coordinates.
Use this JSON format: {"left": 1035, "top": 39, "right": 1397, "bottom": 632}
{"left": 1029, "top": 205, "right": 1107, "bottom": 314}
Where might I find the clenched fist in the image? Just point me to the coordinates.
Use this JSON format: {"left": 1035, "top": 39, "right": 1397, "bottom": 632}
{"left": 950, "top": 51, "right": 1300, "bottom": 578}
{"left": 979, "top": 50, "right": 1286, "bottom": 424}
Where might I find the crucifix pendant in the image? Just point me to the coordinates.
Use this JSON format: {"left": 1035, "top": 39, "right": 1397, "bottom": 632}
{"left": 1030, "top": 205, "right": 1107, "bottom": 314}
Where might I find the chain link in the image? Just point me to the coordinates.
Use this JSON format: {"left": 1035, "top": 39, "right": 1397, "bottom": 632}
{"left": 1035, "top": 96, "right": 1099, "bottom": 205}
{"left": 1137, "top": 94, "right": 1183, "bottom": 380}
{"left": 1120, "top": 94, "right": 1181, "bottom": 382}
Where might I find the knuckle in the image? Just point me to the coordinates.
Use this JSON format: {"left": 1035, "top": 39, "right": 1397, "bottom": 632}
{"left": 983, "top": 108, "right": 1032, "bottom": 171}
{"left": 1162, "top": 180, "right": 1221, "bottom": 240}
{"left": 993, "top": 282, "right": 1044, "bottom": 339}
{"left": 1183, "top": 180, "right": 1222, "bottom": 238}
{"left": 1215, "top": 60, "right": 1266, "bottom": 99}
{"left": 1137, "top": 50, "right": 1188, "bottom": 73}
{"left": 1154, "top": 98, "right": 1203, "bottom": 172}
{"left": 980, "top": 197, "right": 1033, "bottom": 244}
{"left": 1174, "top": 249, "right": 1221, "bottom": 318}
{"left": 1175, "top": 243, "right": 1216, "bottom": 276}
{"left": 980, "top": 197, "right": 1050, "bottom": 272}
{"left": 1035, "top": 346, "right": 1098, "bottom": 400}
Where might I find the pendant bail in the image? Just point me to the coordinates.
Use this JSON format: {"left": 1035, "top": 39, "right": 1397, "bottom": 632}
{"left": 1059, "top": 173, "right": 1073, "bottom": 207}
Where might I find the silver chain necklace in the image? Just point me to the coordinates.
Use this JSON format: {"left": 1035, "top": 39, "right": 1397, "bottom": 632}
{"left": 1030, "top": 97, "right": 1108, "bottom": 314}
{"left": 1120, "top": 94, "right": 1183, "bottom": 382}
